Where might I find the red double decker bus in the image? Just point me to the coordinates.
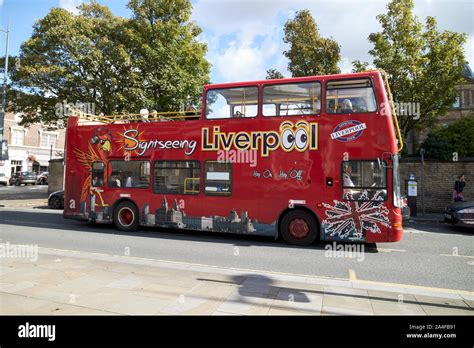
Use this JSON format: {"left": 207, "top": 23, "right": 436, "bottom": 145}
{"left": 64, "top": 70, "right": 404, "bottom": 246}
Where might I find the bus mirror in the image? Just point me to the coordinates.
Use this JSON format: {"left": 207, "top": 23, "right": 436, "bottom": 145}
{"left": 379, "top": 153, "right": 393, "bottom": 168}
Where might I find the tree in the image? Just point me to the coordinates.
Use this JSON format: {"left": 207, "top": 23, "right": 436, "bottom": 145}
{"left": 125, "top": 0, "right": 210, "bottom": 112}
{"left": 351, "top": 60, "right": 369, "bottom": 73}
{"left": 283, "top": 9, "right": 340, "bottom": 77}
{"left": 9, "top": 0, "right": 210, "bottom": 127}
{"left": 265, "top": 68, "right": 284, "bottom": 79}
{"left": 367, "top": 0, "right": 467, "bottom": 137}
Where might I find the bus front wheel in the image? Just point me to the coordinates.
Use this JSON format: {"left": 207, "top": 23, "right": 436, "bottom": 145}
{"left": 280, "top": 210, "right": 318, "bottom": 246}
{"left": 113, "top": 201, "right": 139, "bottom": 231}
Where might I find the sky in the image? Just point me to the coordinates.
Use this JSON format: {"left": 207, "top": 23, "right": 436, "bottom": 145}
{"left": 0, "top": 0, "right": 472, "bottom": 84}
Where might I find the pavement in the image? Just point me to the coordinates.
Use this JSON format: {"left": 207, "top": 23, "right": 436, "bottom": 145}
{"left": 1, "top": 245, "right": 472, "bottom": 316}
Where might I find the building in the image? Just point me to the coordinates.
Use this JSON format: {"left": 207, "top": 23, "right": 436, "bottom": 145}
{"left": 445, "top": 64, "right": 474, "bottom": 123}
{"left": 0, "top": 112, "right": 65, "bottom": 176}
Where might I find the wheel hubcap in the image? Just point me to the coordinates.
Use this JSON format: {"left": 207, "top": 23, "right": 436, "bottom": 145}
{"left": 118, "top": 208, "right": 134, "bottom": 227}
{"left": 288, "top": 218, "right": 309, "bottom": 239}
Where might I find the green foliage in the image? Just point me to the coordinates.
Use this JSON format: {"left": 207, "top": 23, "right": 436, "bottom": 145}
{"left": 283, "top": 10, "right": 340, "bottom": 77}
{"left": 265, "top": 68, "right": 285, "bottom": 79}
{"left": 368, "top": 0, "right": 467, "bottom": 137}
{"left": 420, "top": 133, "right": 456, "bottom": 160}
{"left": 9, "top": 0, "right": 210, "bottom": 127}
{"left": 421, "top": 116, "right": 474, "bottom": 159}
{"left": 351, "top": 60, "right": 369, "bottom": 73}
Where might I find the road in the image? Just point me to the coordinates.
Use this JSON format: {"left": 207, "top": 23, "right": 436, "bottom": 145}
{"left": 0, "top": 203, "right": 472, "bottom": 292}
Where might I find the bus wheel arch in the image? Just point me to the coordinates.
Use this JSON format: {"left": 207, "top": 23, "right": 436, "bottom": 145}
{"left": 112, "top": 199, "right": 140, "bottom": 232}
{"left": 278, "top": 207, "right": 320, "bottom": 246}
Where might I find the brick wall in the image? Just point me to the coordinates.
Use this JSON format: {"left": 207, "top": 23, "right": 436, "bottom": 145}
{"left": 400, "top": 159, "right": 474, "bottom": 212}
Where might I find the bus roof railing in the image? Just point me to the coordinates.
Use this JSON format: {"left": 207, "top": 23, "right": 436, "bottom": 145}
{"left": 367, "top": 69, "right": 403, "bottom": 153}
{"left": 73, "top": 110, "right": 201, "bottom": 124}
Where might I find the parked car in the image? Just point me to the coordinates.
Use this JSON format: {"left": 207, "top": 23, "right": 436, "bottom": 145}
{"left": 37, "top": 172, "right": 49, "bottom": 185}
{"left": 444, "top": 201, "right": 474, "bottom": 227}
{"left": 48, "top": 190, "right": 64, "bottom": 209}
{"left": 0, "top": 173, "right": 9, "bottom": 186}
{"left": 9, "top": 172, "right": 37, "bottom": 186}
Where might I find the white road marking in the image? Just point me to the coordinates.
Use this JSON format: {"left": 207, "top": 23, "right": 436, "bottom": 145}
{"left": 440, "top": 254, "right": 474, "bottom": 259}
{"left": 377, "top": 248, "right": 406, "bottom": 253}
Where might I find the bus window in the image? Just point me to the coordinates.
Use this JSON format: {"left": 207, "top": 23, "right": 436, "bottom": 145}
{"left": 109, "top": 160, "right": 150, "bottom": 188}
{"left": 204, "top": 161, "right": 232, "bottom": 196}
{"left": 205, "top": 87, "right": 258, "bottom": 119}
{"left": 341, "top": 160, "right": 387, "bottom": 201}
{"left": 326, "top": 79, "right": 377, "bottom": 114}
{"left": 153, "top": 161, "right": 200, "bottom": 195}
{"left": 92, "top": 162, "right": 104, "bottom": 187}
{"left": 263, "top": 82, "right": 321, "bottom": 117}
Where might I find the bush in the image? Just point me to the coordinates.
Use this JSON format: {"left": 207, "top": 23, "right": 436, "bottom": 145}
{"left": 420, "top": 116, "right": 474, "bottom": 160}
{"left": 420, "top": 133, "right": 456, "bottom": 160}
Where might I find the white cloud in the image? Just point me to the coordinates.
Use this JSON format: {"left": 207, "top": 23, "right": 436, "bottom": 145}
{"left": 192, "top": 0, "right": 293, "bottom": 82}
{"left": 466, "top": 36, "right": 474, "bottom": 66}
{"left": 214, "top": 42, "right": 266, "bottom": 82}
{"left": 59, "top": 0, "right": 83, "bottom": 15}
{"left": 0, "top": 0, "right": 4, "bottom": 8}
{"left": 193, "top": 0, "right": 473, "bottom": 82}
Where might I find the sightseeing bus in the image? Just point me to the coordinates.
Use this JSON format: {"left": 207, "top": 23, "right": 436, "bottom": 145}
{"left": 63, "top": 70, "right": 404, "bottom": 246}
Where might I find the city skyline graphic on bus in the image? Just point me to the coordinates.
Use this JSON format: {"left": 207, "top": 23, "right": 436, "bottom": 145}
{"left": 144, "top": 197, "right": 275, "bottom": 236}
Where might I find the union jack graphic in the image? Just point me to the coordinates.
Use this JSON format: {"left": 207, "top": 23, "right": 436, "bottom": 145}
{"left": 321, "top": 191, "right": 390, "bottom": 241}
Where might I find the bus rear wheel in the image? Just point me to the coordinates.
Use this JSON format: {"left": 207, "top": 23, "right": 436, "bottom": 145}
{"left": 113, "top": 201, "right": 139, "bottom": 231}
{"left": 280, "top": 210, "right": 318, "bottom": 246}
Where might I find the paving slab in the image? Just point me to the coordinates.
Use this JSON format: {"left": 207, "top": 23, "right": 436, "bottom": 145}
{"left": 1, "top": 247, "right": 472, "bottom": 316}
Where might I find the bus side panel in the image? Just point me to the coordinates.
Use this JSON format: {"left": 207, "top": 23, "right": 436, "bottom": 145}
{"left": 63, "top": 117, "right": 90, "bottom": 221}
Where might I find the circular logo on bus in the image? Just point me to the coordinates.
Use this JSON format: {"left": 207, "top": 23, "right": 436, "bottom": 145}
{"left": 330, "top": 120, "right": 367, "bottom": 142}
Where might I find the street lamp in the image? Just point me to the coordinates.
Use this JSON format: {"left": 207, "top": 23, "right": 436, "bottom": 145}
{"left": 0, "top": 23, "right": 10, "bottom": 160}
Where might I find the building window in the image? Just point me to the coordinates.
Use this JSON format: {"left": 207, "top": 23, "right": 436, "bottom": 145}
{"left": 263, "top": 82, "right": 321, "bottom": 117}
{"left": 326, "top": 79, "right": 377, "bottom": 114}
{"left": 341, "top": 160, "right": 387, "bottom": 201}
{"left": 452, "top": 95, "right": 461, "bottom": 108}
{"left": 11, "top": 129, "right": 25, "bottom": 145}
{"left": 153, "top": 161, "right": 200, "bottom": 195}
{"left": 204, "top": 161, "right": 232, "bottom": 196}
{"left": 108, "top": 160, "right": 150, "bottom": 188}
{"left": 205, "top": 86, "right": 258, "bottom": 119}
{"left": 41, "top": 133, "right": 58, "bottom": 148}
